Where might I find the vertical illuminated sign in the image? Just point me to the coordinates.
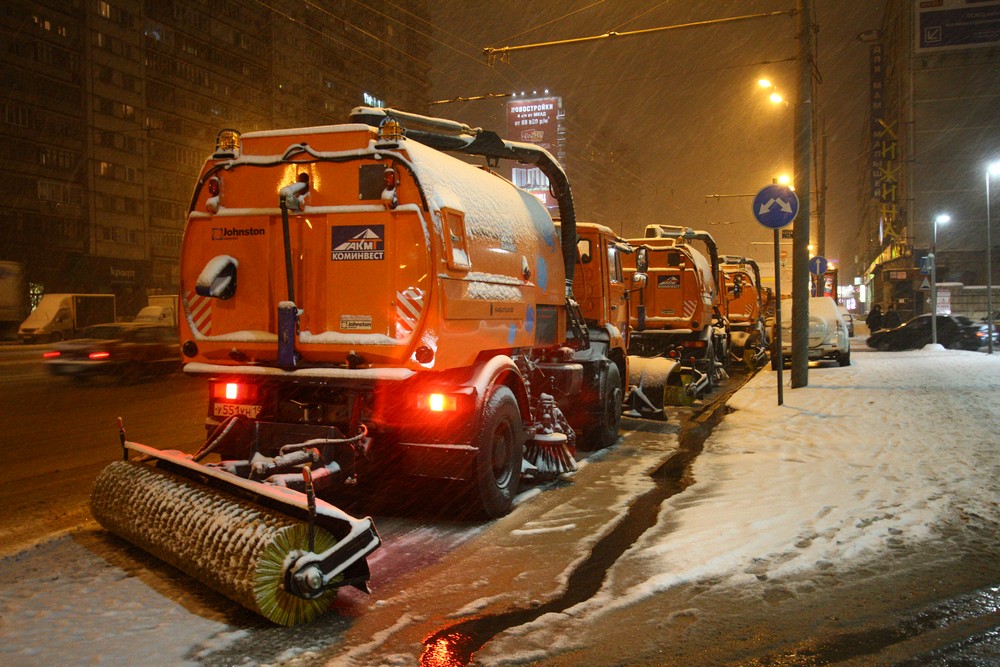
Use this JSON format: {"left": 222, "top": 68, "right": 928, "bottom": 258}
{"left": 506, "top": 96, "right": 563, "bottom": 210}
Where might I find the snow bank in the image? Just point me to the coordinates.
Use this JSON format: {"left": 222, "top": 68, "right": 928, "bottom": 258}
{"left": 580, "top": 347, "right": 999, "bottom": 617}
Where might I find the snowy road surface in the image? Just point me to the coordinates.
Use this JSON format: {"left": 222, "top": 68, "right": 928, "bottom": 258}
{"left": 1, "top": 345, "right": 998, "bottom": 665}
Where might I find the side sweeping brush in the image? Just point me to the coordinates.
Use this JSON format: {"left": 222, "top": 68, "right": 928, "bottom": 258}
{"left": 524, "top": 432, "right": 578, "bottom": 477}
{"left": 91, "top": 460, "right": 342, "bottom": 626}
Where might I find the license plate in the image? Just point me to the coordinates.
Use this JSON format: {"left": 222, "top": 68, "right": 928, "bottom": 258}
{"left": 213, "top": 403, "right": 262, "bottom": 418}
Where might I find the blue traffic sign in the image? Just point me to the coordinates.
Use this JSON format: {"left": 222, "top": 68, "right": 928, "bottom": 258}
{"left": 808, "top": 255, "right": 828, "bottom": 275}
{"left": 753, "top": 184, "right": 799, "bottom": 229}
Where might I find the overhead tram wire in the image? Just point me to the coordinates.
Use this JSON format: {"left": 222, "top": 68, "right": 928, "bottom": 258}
{"left": 357, "top": 0, "right": 523, "bottom": 93}
{"left": 349, "top": 0, "right": 485, "bottom": 66}
{"left": 249, "top": 0, "right": 435, "bottom": 88}
{"left": 483, "top": 9, "right": 796, "bottom": 65}
{"left": 610, "top": 0, "right": 673, "bottom": 32}
{"left": 302, "top": 0, "right": 443, "bottom": 76}
{"left": 495, "top": 0, "right": 609, "bottom": 45}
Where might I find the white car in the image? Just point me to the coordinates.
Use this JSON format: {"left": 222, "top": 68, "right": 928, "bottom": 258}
{"left": 837, "top": 305, "right": 855, "bottom": 337}
{"left": 774, "top": 296, "right": 851, "bottom": 367}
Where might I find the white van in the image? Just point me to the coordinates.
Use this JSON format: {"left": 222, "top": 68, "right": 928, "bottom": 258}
{"left": 18, "top": 293, "right": 116, "bottom": 344}
{"left": 774, "top": 296, "right": 851, "bottom": 367}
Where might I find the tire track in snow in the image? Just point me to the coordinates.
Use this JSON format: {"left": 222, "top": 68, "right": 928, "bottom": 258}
{"left": 416, "top": 372, "right": 754, "bottom": 666}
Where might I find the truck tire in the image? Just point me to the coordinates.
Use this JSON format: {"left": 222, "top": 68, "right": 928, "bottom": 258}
{"left": 580, "top": 362, "right": 622, "bottom": 451}
{"left": 470, "top": 385, "right": 523, "bottom": 518}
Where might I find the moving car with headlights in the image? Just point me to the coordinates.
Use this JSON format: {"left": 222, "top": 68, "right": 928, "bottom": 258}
{"left": 773, "top": 296, "right": 850, "bottom": 368}
{"left": 866, "top": 314, "right": 980, "bottom": 351}
{"left": 44, "top": 322, "right": 180, "bottom": 382}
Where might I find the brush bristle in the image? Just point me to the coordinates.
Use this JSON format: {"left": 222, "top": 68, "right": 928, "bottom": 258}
{"left": 91, "top": 461, "right": 340, "bottom": 625}
{"left": 524, "top": 435, "right": 577, "bottom": 476}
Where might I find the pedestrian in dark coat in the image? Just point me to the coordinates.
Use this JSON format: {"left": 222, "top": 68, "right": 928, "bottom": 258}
{"left": 866, "top": 304, "right": 883, "bottom": 332}
{"left": 883, "top": 305, "right": 901, "bottom": 329}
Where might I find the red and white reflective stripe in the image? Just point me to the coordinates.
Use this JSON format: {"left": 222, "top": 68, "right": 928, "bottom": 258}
{"left": 743, "top": 303, "right": 755, "bottom": 318}
{"left": 395, "top": 287, "right": 424, "bottom": 338}
{"left": 186, "top": 290, "right": 212, "bottom": 335}
{"left": 683, "top": 299, "right": 697, "bottom": 319}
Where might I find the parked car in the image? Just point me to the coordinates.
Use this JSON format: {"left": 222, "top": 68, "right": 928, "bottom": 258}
{"left": 837, "top": 306, "right": 855, "bottom": 337}
{"left": 43, "top": 322, "right": 180, "bottom": 382}
{"left": 865, "top": 314, "right": 980, "bottom": 351}
{"left": 773, "top": 296, "right": 851, "bottom": 368}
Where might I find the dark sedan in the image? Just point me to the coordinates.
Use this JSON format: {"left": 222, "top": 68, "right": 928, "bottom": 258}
{"left": 43, "top": 322, "right": 181, "bottom": 382}
{"left": 866, "top": 314, "right": 980, "bottom": 351}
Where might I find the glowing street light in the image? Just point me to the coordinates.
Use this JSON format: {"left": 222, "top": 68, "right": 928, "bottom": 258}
{"left": 931, "top": 213, "right": 950, "bottom": 346}
{"left": 758, "top": 78, "right": 786, "bottom": 106}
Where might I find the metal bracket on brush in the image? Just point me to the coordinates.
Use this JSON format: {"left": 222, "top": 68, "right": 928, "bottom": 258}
{"left": 118, "top": 416, "right": 127, "bottom": 461}
{"left": 302, "top": 467, "right": 316, "bottom": 553}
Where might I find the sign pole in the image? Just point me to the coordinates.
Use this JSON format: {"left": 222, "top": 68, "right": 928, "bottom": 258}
{"left": 773, "top": 228, "right": 784, "bottom": 405}
{"left": 752, "top": 182, "right": 798, "bottom": 406}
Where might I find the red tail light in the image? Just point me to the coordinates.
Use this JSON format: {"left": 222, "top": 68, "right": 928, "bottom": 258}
{"left": 421, "top": 393, "right": 457, "bottom": 412}
{"left": 681, "top": 340, "right": 707, "bottom": 349}
{"left": 43, "top": 351, "right": 61, "bottom": 359}
{"left": 89, "top": 351, "right": 110, "bottom": 360}
{"left": 212, "top": 381, "right": 258, "bottom": 402}
{"left": 415, "top": 389, "right": 475, "bottom": 413}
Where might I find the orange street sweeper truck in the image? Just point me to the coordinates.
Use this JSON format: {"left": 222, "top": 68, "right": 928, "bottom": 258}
{"left": 89, "top": 107, "right": 626, "bottom": 625}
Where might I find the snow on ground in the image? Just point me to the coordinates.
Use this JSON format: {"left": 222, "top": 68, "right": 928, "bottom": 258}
{"left": 2, "top": 345, "right": 999, "bottom": 666}
{"left": 478, "top": 345, "right": 1000, "bottom": 663}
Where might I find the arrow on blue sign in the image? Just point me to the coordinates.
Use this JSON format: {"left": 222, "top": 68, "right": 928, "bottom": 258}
{"left": 808, "top": 255, "right": 828, "bottom": 275}
{"left": 757, "top": 197, "right": 794, "bottom": 216}
{"left": 752, "top": 184, "right": 799, "bottom": 230}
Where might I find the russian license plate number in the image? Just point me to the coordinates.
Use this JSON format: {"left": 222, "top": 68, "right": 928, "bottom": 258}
{"left": 213, "top": 403, "right": 261, "bottom": 418}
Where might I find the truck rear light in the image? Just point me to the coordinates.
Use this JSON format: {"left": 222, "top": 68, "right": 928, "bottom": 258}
{"left": 682, "top": 340, "right": 707, "bottom": 349}
{"left": 384, "top": 168, "right": 396, "bottom": 190}
{"left": 427, "top": 393, "right": 456, "bottom": 412}
{"left": 212, "top": 382, "right": 258, "bottom": 402}
{"left": 89, "top": 351, "right": 111, "bottom": 360}
{"left": 416, "top": 391, "right": 470, "bottom": 413}
{"left": 43, "top": 350, "right": 60, "bottom": 359}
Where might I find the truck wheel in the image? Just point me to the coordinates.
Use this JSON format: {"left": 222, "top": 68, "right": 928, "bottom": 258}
{"left": 838, "top": 350, "right": 851, "bottom": 367}
{"left": 580, "top": 362, "right": 622, "bottom": 451}
{"left": 470, "top": 385, "right": 523, "bottom": 518}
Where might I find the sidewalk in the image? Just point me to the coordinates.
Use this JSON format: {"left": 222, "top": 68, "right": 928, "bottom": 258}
{"left": 475, "top": 343, "right": 1000, "bottom": 663}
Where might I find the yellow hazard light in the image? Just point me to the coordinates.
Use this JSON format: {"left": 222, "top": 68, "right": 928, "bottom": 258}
{"left": 214, "top": 128, "right": 241, "bottom": 157}
{"left": 378, "top": 118, "right": 404, "bottom": 142}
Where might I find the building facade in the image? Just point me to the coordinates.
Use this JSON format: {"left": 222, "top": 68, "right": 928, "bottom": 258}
{"left": 1, "top": 0, "right": 431, "bottom": 317}
{"left": 861, "top": 0, "right": 1000, "bottom": 319}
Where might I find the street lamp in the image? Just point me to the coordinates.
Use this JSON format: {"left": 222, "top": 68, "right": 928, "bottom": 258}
{"left": 758, "top": 78, "right": 787, "bottom": 106}
{"left": 986, "top": 161, "right": 1000, "bottom": 355}
{"left": 931, "top": 213, "right": 950, "bottom": 346}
